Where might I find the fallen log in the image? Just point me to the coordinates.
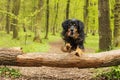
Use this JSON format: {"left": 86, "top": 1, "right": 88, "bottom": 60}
{"left": 0, "top": 47, "right": 23, "bottom": 65}
{"left": 17, "top": 50, "right": 120, "bottom": 68}
{"left": 0, "top": 47, "right": 120, "bottom": 68}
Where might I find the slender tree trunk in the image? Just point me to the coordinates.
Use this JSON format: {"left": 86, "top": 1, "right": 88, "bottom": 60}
{"left": 33, "top": 0, "right": 43, "bottom": 43}
{"left": 84, "top": 0, "right": 89, "bottom": 35}
{"left": 45, "top": 0, "right": 49, "bottom": 39}
{"left": 6, "top": 0, "right": 11, "bottom": 34}
{"left": 114, "top": 0, "right": 120, "bottom": 47}
{"left": 31, "top": 0, "right": 37, "bottom": 33}
{"left": 52, "top": 0, "right": 59, "bottom": 35}
{"left": 22, "top": 0, "right": 26, "bottom": 32}
{"left": 11, "top": 0, "right": 21, "bottom": 39}
{"left": 98, "top": 0, "right": 112, "bottom": 51}
{"left": 66, "top": 0, "right": 70, "bottom": 19}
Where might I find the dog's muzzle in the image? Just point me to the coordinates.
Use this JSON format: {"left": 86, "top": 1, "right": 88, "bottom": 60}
{"left": 70, "top": 26, "right": 74, "bottom": 36}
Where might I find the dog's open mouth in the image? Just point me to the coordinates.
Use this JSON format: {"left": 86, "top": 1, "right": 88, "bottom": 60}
{"left": 68, "top": 31, "right": 74, "bottom": 37}
{"left": 70, "top": 32, "right": 74, "bottom": 37}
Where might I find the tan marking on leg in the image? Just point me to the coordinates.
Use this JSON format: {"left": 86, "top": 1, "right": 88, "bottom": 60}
{"left": 65, "top": 43, "right": 71, "bottom": 52}
{"left": 75, "top": 46, "right": 84, "bottom": 57}
{"left": 61, "top": 46, "right": 68, "bottom": 52}
{"left": 61, "top": 43, "right": 71, "bottom": 52}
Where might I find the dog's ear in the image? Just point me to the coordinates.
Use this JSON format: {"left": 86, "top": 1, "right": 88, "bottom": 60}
{"left": 62, "top": 19, "right": 70, "bottom": 31}
{"left": 77, "top": 20, "right": 84, "bottom": 32}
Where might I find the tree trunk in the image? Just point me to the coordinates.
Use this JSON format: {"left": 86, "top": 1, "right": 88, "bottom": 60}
{"left": 0, "top": 48, "right": 120, "bottom": 68}
{"left": 52, "top": 0, "right": 59, "bottom": 35}
{"left": 84, "top": 0, "right": 89, "bottom": 35}
{"left": 11, "top": 0, "right": 21, "bottom": 39}
{"left": 12, "top": 19, "right": 19, "bottom": 39}
{"left": 22, "top": 0, "right": 26, "bottom": 32}
{"left": 45, "top": 0, "right": 49, "bottom": 39}
{"left": 6, "top": 0, "right": 11, "bottom": 34}
{"left": 66, "top": 0, "right": 70, "bottom": 19}
{"left": 30, "top": 0, "right": 37, "bottom": 32}
{"left": 98, "top": 0, "right": 112, "bottom": 51}
{"left": 33, "top": 0, "right": 43, "bottom": 43}
{"left": 114, "top": 0, "right": 120, "bottom": 47}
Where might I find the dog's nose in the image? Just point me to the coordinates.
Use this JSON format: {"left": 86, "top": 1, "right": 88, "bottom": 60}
{"left": 70, "top": 26, "right": 74, "bottom": 32}
{"left": 71, "top": 29, "right": 73, "bottom": 32}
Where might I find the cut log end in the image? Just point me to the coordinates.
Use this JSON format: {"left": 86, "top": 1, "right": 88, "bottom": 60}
{"left": 0, "top": 47, "right": 23, "bottom": 65}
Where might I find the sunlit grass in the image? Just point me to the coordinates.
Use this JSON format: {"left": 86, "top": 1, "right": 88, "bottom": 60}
{"left": 85, "top": 34, "right": 99, "bottom": 52}
{"left": 0, "top": 31, "right": 61, "bottom": 53}
{"left": 0, "top": 31, "right": 100, "bottom": 53}
{"left": 3, "top": 31, "right": 117, "bottom": 53}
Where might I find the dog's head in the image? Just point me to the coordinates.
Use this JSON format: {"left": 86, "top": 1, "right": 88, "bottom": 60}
{"left": 62, "top": 19, "right": 84, "bottom": 38}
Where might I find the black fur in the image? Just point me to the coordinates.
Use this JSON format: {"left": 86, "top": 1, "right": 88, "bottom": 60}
{"left": 61, "top": 19, "right": 85, "bottom": 50}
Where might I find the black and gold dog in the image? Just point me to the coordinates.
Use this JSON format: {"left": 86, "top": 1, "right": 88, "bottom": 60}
{"left": 61, "top": 19, "right": 85, "bottom": 56}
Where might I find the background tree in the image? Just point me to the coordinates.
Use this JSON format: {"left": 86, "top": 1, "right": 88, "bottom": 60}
{"left": 66, "top": 0, "right": 70, "bottom": 19}
{"left": 98, "top": 0, "right": 112, "bottom": 51}
{"left": 0, "top": 0, "right": 119, "bottom": 53}
{"left": 52, "top": 0, "right": 59, "bottom": 35}
{"left": 114, "top": 0, "right": 120, "bottom": 47}
{"left": 88, "top": 1, "right": 98, "bottom": 35}
{"left": 84, "top": 0, "right": 89, "bottom": 35}
{"left": 21, "top": 0, "right": 26, "bottom": 32}
{"left": 11, "top": 0, "right": 21, "bottom": 39}
{"left": 33, "top": 0, "right": 43, "bottom": 43}
{"left": 45, "top": 0, "right": 49, "bottom": 39}
{"left": 5, "top": 0, "right": 11, "bottom": 34}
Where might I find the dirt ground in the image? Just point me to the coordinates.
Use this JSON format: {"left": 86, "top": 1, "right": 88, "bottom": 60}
{"left": 2, "top": 40, "right": 104, "bottom": 80}
{"left": 48, "top": 39, "right": 95, "bottom": 54}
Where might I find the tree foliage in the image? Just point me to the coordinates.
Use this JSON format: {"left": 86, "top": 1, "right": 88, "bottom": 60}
{"left": 0, "top": 0, "right": 119, "bottom": 51}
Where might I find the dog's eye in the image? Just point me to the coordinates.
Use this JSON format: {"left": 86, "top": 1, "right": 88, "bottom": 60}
{"left": 73, "top": 24, "right": 76, "bottom": 26}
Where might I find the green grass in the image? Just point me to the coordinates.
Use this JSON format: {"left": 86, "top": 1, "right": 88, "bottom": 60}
{"left": 85, "top": 34, "right": 99, "bottom": 52}
{"left": 0, "top": 31, "right": 61, "bottom": 53}
{"left": 1, "top": 30, "right": 112, "bottom": 53}
{"left": 0, "top": 31, "right": 100, "bottom": 53}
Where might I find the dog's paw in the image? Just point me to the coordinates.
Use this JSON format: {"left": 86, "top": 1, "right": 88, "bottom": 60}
{"left": 66, "top": 43, "right": 71, "bottom": 50}
{"left": 61, "top": 43, "right": 71, "bottom": 52}
{"left": 61, "top": 46, "right": 68, "bottom": 52}
{"left": 74, "top": 48, "right": 83, "bottom": 57}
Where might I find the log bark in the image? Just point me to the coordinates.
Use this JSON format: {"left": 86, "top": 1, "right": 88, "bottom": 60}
{"left": 0, "top": 48, "right": 120, "bottom": 68}
{"left": 17, "top": 50, "right": 120, "bottom": 68}
{"left": 0, "top": 47, "right": 23, "bottom": 65}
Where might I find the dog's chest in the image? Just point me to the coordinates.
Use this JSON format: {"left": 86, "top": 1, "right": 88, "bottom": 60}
{"left": 69, "top": 38, "right": 77, "bottom": 47}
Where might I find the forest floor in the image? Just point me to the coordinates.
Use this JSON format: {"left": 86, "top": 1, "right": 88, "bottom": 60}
{"left": 1, "top": 40, "right": 108, "bottom": 80}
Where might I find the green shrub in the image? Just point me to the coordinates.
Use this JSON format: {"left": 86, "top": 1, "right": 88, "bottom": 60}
{"left": 0, "top": 66, "right": 21, "bottom": 78}
{"left": 94, "top": 66, "right": 120, "bottom": 80}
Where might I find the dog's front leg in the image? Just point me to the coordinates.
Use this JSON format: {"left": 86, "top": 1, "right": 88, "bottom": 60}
{"left": 75, "top": 46, "right": 84, "bottom": 56}
{"left": 61, "top": 43, "right": 71, "bottom": 52}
